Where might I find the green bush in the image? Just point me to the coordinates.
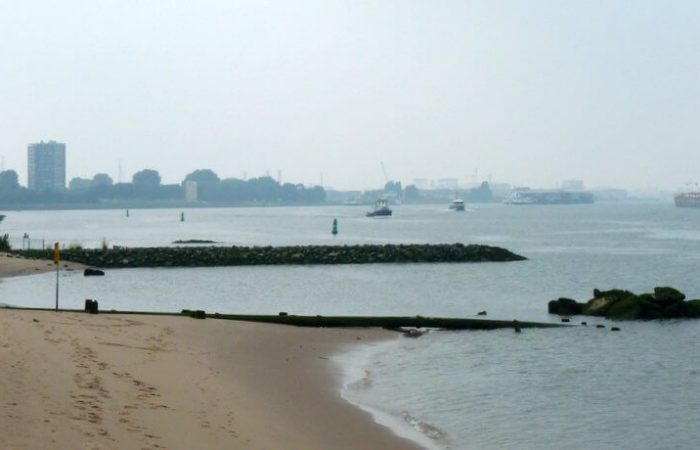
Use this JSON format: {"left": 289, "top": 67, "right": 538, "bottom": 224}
{"left": 0, "top": 234, "right": 10, "bottom": 252}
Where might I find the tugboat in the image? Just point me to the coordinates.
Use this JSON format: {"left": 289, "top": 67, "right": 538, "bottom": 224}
{"left": 449, "top": 198, "right": 465, "bottom": 211}
{"left": 366, "top": 199, "right": 392, "bottom": 217}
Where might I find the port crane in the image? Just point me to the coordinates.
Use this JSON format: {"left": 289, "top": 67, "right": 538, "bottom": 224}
{"left": 380, "top": 161, "right": 390, "bottom": 184}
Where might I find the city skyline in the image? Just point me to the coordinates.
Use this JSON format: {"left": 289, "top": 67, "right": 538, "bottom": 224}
{"left": 0, "top": 142, "right": 675, "bottom": 195}
{"left": 1, "top": 1, "right": 699, "bottom": 191}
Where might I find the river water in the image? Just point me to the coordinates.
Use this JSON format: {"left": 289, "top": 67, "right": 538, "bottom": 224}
{"left": 1, "top": 203, "right": 699, "bottom": 449}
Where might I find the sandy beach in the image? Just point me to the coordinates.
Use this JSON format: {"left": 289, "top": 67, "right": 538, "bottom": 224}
{"left": 0, "top": 255, "right": 422, "bottom": 450}
{"left": 0, "top": 252, "right": 84, "bottom": 279}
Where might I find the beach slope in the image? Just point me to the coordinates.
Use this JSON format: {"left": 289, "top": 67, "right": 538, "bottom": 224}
{"left": 0, "top": 252, "right": 83, "bottom": 279}
{"left": 0, "top": 309, "right": 421, "bottom": 449}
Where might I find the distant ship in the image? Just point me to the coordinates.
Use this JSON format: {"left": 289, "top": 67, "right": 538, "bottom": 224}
{"left": 366, "top": 199, "right": 392, "bottom": 217}
{"left": 504, "top": 188, "right": 594, "bottom": 205}
{"left": 674, "top": 191, "right": 700, "bottom": 208}
{"left": 449, "top": 199, "right": 465, "bottom": 211}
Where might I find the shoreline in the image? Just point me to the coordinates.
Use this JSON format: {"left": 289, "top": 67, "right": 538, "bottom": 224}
{"left": 0, "top": 253, "right": 428, "bottom": 448}
{"left": 0, "top": 308, "right": 423, "bottom": 449}
{"left": 335, "top": 339, "right": 444, "bottom": 450}
{"left": 0, "top": 252, "right": 84, "bottom": 278}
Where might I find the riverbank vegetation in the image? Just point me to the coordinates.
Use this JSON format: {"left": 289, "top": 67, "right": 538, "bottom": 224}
{"left": 0, "top": 169, "right": 325, "bottom": 206}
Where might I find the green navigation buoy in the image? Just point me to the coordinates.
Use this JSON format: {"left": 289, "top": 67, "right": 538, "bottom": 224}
{"left": 332, "top": 218, "right": 338, "bottom": 235}
{"left": 180, "top": 212, "right": 185, "bottom": 222}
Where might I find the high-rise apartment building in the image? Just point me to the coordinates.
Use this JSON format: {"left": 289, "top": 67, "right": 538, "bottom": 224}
{"left": 28, "top": 141, "right": 66, "bottom": 190}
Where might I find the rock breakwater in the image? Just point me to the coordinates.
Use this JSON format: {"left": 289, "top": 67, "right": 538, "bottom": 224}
{"left": 17, "top": 243, "right": 525, "bottom": 268}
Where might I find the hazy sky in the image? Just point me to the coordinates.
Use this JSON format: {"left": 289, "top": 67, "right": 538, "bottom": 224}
{"left": 1, "top": 0, "right": 698, "bottom": 190}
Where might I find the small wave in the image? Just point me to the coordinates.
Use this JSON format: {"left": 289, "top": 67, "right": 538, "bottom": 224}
{"left": 335, "top": 339, "right": 447, "bottom": 449}
{"left": 347, "top": 369, "right": 373, "bottom": 390}
{"left": 401, "top": 411, "right": 449, "bottom": 444}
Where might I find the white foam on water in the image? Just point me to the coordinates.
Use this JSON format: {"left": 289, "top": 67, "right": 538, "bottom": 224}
{"left": 334, "top": 338, "right": 447, "bottom": 450}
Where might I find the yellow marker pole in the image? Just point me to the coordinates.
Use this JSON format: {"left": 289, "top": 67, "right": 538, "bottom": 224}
{"left": 53, "top": 243, "right": 60, "bottom": 311}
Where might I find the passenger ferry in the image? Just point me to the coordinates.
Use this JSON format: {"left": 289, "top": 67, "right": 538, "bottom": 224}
{"left": 449, "top": 199, "right": 465, "bottom": 211}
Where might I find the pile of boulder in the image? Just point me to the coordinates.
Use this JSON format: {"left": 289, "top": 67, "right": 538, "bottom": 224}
{"left": 548, "top": 287, "right": 700, "bottom": 320}
{"left": 18, "top": 243, "right": 526, "bottom": 268}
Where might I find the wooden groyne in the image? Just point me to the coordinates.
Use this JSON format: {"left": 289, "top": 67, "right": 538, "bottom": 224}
{"left": 200, "top": 313, "right": 564, "bottom": 330}
{"left": 0, "top": 305, "right": 563, "bottom": 330}
{"left": 16, "top": 243, "right": 526, "bottom": 268}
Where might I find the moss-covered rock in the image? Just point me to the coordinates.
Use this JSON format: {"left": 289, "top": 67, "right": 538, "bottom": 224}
{"left": 548, "top": 298, "right": 582, "bottom": 315}
{"left": 581, "top": 291, "right": 630, "bottom": 316}
{"left": 653, "top": 286, "right": 685, "bottom": 305}
{"left": 549, "top": 287, "right": 700, "bottom": 320}
{"left": 684, "top": 300, "right": 700, "bottom": 318}
{"left": 606, "top": 295, "right": 642, "bottom": 319}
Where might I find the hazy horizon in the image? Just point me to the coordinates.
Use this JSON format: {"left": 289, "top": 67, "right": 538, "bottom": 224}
{"left": 1, "top": 1, "right": 698, "bottom": 191}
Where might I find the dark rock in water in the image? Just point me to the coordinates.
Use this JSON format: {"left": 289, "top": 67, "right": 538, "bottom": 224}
{"left": 548, "top": 298, "right": 582, "bottom": 315}
{"left": 582, "top": 290, "right": 635, "bottom": 316}
{"left": 637, "top": 293, "right": 662, "bottom": 319}
{"left": 549, "top": 287, "right": 700, "bottom": 320}
{"left": 611, "top": 327, "right": 621, "bottom": 331}
{"left": 653, "top": 287, "right": 685, "bottom": 305}
{"left": 596, "top": 324, "right": 605, "bottom": 328}
{"left": 561, "top": 318, "right": 570, "bottom": 323}
{"left": 581, "top": 321, "right": 587, "bottom": 326}
{"left": 84, "top": 268, "right": 105, "bottom": 276}
{"left": 606, "top": 294, "right": 642, "bottom": 320}
{"left": 477, "top": 310, "right": 487, "bottom": 316}
{"left": 685, "top": 300, "right": 700, "bottom": 318}
{"left": 663, "top": 302, "right": 683, "bottom": 317}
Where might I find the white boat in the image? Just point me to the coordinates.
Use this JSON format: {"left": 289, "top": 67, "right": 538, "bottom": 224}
{"left": 449, "top": 199, "right": 465, "bottom": 211}
{"left": 366, "top": 199, "right": 392, "bottom": 217}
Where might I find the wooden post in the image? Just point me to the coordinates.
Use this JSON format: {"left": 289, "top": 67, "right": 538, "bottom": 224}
{"left": 55, "top": 263, "right": 59, "bottom": 311}
{"left": 53, "top": 242, "right": 60, "bottom": 311}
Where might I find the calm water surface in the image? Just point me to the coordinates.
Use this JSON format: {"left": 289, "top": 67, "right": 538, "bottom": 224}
{"left": 1, "top": 203, "right": 699, "bottom": 449}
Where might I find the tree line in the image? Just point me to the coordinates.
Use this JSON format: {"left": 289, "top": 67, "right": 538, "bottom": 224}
{"left": 0, "top": 169, "right": 325, "bottom": 205}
